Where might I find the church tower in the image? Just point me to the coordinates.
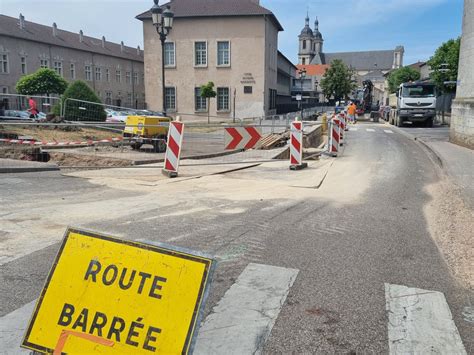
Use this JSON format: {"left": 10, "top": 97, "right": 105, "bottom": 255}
{"left": 298, "top": 14, "right": 314, "bottom": 65}
{"left": 313, "top": 18, "right": 324, "bottom": 54}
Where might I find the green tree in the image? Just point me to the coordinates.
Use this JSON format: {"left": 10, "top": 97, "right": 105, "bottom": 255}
{"left": 320, "top": 60, "right": 356, "bottom": 101}
{"left": 200, "top": 81, "right": 217, "bottom": 124}
{"left": 427, "top": 37, "right": 461, "bottom": 93}
{"left": 54, "top": 81, "right": 106, "bottom": 121}
{"left": 387, "top": 66, "right": 421, "bottom": 93}
{"left": 16, "top": 68, "right": 68, "bottom": 96}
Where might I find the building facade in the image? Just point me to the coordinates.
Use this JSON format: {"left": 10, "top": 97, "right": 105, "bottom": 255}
{"left": 0, "top": 14, "right": 145, "bottom": 108}
{"left": 137, "top": 0, "right": 288, "bottom": 120}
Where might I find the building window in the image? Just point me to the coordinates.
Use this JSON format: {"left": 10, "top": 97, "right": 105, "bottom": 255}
{"left": 70, "top": 63, "right": 76, "bottom": 79}
{"left": 194, "top": 87, "right": 207, "bottom": 111}
{"left": 165, "top": 87, "right": 176, "bottom": 111}
{"left": 105, "top": 69, "right": 110, "bottom": 82}
{"left": 20, "top": 56, "right": 27, "bottom": 74}
{"left": 95, "top": 67, "right": 102, "bottom": 81}
{"left": 302, "top": 58, "right": 306, "bottom": 65}
{"left": 40, "top": 59, "right": 49, "bottom": 69}
{"left": 126, "top": 92, "right": 132, "bottom": 107}
{"left": 217, "top": 87, "right": 230, "bottom": 111}
{"left": 244, "top": 86, "right": 253, "bottom": 94}
{"left": 116, "top": 70, "right": 122, "bottom": 83}
{"left": 105, "top": 91, "right": 112, "bottom": 105}
{"left": 126, "top": 71, "right": 131, "bottom": 84}
{"left": 133, "top": 72, "right": 139, "bottom": 85}
{"left": 85, "top": 65, "right": 92, "bottom": 81}
{"left": 194, "top": 42, "right": 207, "bottom": 66}
{"left": 269, "top": 89, "right": 277, "bottom": 110}
{"left": 303, "top": 40, "right": 306, "bottom": 50}
{"left": 164, "top": 42, "right": 175, "bottom": 67}
{"left": 217, "top": 41, "right": 230, "bottom": 66}
{"left": 53, "top": 61, "right": 63, "bottom": 76}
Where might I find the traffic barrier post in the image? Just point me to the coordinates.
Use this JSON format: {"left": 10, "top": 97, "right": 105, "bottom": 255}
{"left": 329, "top": 117, "right": 340, "bottom": 157}
{"left": 289, "top": 118, "right": 307, "bottom": 170}
{"left": 162, "top": 118, "right": 184, "bottom": 178}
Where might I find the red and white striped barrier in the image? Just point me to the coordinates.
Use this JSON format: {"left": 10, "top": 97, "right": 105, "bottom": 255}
{"left": 162, "top": 121, "right": 184, "bottom": 178}
{"left": 289, "top": 119, "right": 307, "bottom": 170}
{"left": 338, "top": 115, "right": 344, "bottom": 146}
{"left": 0, "top": 137, "right": 124, "bottom": 147}
{"left": 329, "top": 117, "right": 340, "bottom": 157}
{"left": 224, "top": 126, "right": 262, "bottom": 150}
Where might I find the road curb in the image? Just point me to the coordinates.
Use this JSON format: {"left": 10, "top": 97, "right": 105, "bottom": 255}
{"left": 416, "top": 138, "right": 444, "bottom": 168}
{"left": 0, "top": 165, "right": 60, "bottom": 174}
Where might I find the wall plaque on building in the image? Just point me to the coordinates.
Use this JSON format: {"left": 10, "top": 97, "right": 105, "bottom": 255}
{"left": 241, "top": 73, "right": 256, "bottom": 84}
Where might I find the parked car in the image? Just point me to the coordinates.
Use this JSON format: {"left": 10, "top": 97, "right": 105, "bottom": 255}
{"left": 2, "top": 110, "right": 32, "bottom": 120}
{"left": 106, "top": 111, "right": 130, "bottom": 123}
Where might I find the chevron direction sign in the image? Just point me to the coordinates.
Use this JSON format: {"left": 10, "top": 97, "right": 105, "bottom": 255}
{"left": 224, "top": 127, "right": 262, "bottom": 150}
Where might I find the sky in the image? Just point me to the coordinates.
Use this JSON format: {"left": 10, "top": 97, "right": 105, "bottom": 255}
{"left": 0, "top": 0, "right": 464, "bottom": 65}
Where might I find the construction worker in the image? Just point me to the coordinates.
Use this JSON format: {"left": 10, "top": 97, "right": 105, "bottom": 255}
{"left": 347, "top": 101, "right": 357, "bottom": 124}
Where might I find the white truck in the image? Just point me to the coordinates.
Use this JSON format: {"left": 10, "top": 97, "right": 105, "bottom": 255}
{"left": 389, "top": 82, "right": 437, "bottom": 127}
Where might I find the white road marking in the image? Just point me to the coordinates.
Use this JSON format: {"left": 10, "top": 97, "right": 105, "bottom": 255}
{"left": 385, "top": 284, "right": 467, "bottom": 355}
{"left": 366, "top": 128, "right": 375, "bottom": 132}
{"left": 194, "top": 263, "right": 299, "bottom": 355}
{"left": 384, "top": 130, "right": 394, "bottom": 134}
{"left": 349, "top": 127, "right": 358, "bottom": 131}
{"left": 0, "top": 300, "right": 36, "bottom": 354}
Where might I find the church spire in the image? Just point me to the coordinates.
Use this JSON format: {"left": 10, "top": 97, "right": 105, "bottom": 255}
{"left": 314, "top": 17, "right": 319, "bottom": 32}
{"left": 305, "top": 10, "right": 309, "bottom": 27}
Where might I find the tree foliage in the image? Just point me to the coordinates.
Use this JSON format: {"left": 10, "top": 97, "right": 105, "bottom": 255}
{"left": 387, "top": 66, "right": 421, "bottom": 93}
{"left": 320, "top": 60, "right": 356, "bottom": 101}
{"left": 16, "top": 68, "right": 68, "bottom": 96}
{"left": 54, "top": 81, "right": 106, "bottom": 121}
{"left": 200, "top": 82, "right": 217, "bottom": 124}
{"left": 427, "top": 37, "right": 460, "bottom": 93}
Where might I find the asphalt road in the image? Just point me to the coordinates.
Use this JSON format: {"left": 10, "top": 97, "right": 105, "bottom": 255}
{"left": 0, "top": 121, "right": 472, "bottom": 353}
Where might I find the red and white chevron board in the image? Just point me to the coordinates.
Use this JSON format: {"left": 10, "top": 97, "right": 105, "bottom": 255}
{"left": 290, "top": 121, "right": 303, "bottom": 166}
{"left": 329, "top": 118, "right": 340, "bottom": 156}
{"left": 163, "top": 121, "right": 184, "bottom": 174}
{"left": 0, "top": 137, "right": 124, "bottom": 146}
{"left": 224, "top": 126, "right": 262, "bottom": 150}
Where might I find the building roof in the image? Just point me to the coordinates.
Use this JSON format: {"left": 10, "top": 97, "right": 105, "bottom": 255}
{"left": 0, "top": 14, "right": 143, "bottom": 62}
{"left": 323, "top": 50, "right": 396, "bottom": 71}
{"left": 296, "top": 64, "right": 330, "bottom": 76}
{"left": 136, "top": 0, "right": 283, "bottom": 31}
{"left": 278, "top": 51, "right": 298, "bottom": 70}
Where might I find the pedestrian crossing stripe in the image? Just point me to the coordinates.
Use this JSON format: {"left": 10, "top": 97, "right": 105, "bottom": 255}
{"left": 384, "top": 130, "right": 394, "bottom": 134}
{"left": 366, "top": 129, "right": 375, "bottom": 132}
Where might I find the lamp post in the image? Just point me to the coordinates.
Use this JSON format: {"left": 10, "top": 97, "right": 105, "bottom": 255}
{"left": 299, "top": 68, "right": 306, "bottom": 119}
{"left": 150, "top": 0, "right": 174, "bottom": 115}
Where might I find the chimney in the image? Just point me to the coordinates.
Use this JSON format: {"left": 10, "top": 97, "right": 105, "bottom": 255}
{"left": 102, "top": 36, "right": 106, "bottom": 48}
{"left": 79, "top": 30, "right": 84, "bottom": 43}
{"left": 19, "top": 13, "right": 25, "bottom": 30}
{"left": 137, "top": 45, "right": 141, "bottom": 56}
{"left": 121, "top": 41, "right": 124, "bottom": 52}
{"left": 52, "top": 22, "right": 58, "bottom": 37}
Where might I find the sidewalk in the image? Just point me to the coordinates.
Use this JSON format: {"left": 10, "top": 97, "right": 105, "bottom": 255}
{"left": 422, "top": 140, "right": 474, "bottom": 208}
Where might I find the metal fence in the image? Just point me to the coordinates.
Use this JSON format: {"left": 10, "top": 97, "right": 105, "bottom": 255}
{"left": 0, "top": 120, "right": 296, "bottom": 170}
{"left": 0, "top": 93, "right": 60, "bottom": 119}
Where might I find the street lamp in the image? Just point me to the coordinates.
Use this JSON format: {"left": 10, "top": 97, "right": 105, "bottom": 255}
{"left": 151, "top": 0, "right": 174, "bottom": 115}
{"left": 299, "top": 68, "right": 306, "bottom": 119}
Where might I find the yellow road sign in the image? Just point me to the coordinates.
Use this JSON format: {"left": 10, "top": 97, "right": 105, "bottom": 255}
{"left": 22, "top": 228, "right": 214, "bottom": 354}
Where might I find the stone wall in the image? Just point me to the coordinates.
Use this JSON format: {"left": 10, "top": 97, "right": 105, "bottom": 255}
{"left": 450, "top": 0, "right": 474, "bottom": 149}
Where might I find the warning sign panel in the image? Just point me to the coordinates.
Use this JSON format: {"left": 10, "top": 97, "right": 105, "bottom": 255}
{"left": 22, "top": 228, "right": 214, "bottom": 354}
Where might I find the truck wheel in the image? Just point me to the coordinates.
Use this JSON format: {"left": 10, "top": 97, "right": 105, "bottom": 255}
{"left": 396, "top": 115, "right": 403, "bottom": 127}
{"left": 131, "top": 142, "right": 142, "bottom": 150}
{"left": 426, "top": 118, "right": 434, "bottom": 128}
{"left": 153, "top": 140, "right": 167, "bottom": 153}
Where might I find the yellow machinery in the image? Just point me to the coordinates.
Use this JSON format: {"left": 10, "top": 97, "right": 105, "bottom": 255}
{"left": 123, "top": 115, "right": 171, "bottom": 152}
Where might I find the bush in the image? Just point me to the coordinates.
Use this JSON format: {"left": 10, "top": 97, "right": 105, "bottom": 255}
{"left": 55, "top": 81, "right": 106, "bottom": 122}
{"left": 16, "top": 68, "right": 68, "bottom": 96}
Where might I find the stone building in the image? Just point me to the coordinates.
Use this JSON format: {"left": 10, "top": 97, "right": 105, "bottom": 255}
{"left": 0, "top": 14, "right": 145, "bottom": 108}
{"left": 451, "top": 0, "right": 474, "bottom": 148}
{"left": 297, "top": 15, "right": 404, "bottom": 104}
{"left": 137, "top": 0, "right": 294, "bottom": 119}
